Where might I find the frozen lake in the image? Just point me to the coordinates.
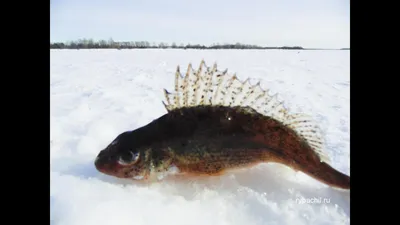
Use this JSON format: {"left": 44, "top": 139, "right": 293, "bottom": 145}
{"left": 50, "top": 49, "right": 350, "bottom": 225}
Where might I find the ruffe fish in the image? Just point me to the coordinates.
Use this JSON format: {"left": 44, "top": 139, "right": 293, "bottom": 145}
{"left": 94, "top": 60, "right": 350, "bottom": 190}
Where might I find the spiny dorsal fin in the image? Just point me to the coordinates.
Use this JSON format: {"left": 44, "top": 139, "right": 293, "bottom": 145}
{"left": 162, "top": 60, "right": 331, "bottom": 164}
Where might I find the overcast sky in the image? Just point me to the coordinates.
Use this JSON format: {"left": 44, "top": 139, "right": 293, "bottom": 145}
{"left": 50, "top": 0, "right": 349, "bottom": 48}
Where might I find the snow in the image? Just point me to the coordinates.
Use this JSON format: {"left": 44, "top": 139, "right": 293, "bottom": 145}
{"left": 50, "top": 49, "right": 350, "bottom": 225}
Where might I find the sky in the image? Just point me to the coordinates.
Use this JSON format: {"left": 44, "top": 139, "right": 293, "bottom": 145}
{"left": 50, "top": 0, "right": 350, "bottom": 48}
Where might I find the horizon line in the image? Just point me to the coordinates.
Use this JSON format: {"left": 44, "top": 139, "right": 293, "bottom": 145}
{"left": 50, "top": 39, "right": 349, "bottom": 50}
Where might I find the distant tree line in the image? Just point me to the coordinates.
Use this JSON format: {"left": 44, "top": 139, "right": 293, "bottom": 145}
{"left": 50, "top": 38, "right": 305, "bottom": 50}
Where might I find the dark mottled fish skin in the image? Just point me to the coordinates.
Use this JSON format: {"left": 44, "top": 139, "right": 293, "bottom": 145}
{"left": 94, "top": 60, "right": 350, "bottom": 190}
{"left": 95, "top": 105, "right": 350, "bottom": 189}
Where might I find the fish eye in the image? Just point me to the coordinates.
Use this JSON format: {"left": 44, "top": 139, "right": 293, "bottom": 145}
{"left": 118, "top": 151, "right": 140, "bottom": 166}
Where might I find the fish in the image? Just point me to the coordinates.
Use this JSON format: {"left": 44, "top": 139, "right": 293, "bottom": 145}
{"left": 94, "top": 60, "right": 350, "bottom": 190}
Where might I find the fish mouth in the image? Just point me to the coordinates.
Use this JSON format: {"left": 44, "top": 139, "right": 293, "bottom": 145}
{"left": 94, "top": 156, "right": 111, "bottom": 174}
{"left": 94, "top": 159, "right": 105, "bottom": 173}
{"left": 94, "top": 156, "right": 126, "bottom": 178}
{"left": 94, "top": 162, "right": 116, "bottom": 177}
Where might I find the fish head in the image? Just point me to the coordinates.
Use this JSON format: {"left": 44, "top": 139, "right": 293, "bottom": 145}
{"left": 94, "top": 131, "right": 149, "bottom": 180}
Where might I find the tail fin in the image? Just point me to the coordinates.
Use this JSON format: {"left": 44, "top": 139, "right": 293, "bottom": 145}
{"left": 299, "top": 161, "right": 350, "bottom": 190}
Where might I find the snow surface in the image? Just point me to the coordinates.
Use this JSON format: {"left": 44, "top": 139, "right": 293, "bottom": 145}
{"left": 50, "top": 49, "right": 350, "bottom": 225}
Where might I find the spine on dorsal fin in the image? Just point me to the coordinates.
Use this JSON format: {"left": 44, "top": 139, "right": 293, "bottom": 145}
{"left": 174, "top": 65, "right": 182, "bottom": 108}
{"left": 162, "top": 60, "right": 331, "bottom": 164}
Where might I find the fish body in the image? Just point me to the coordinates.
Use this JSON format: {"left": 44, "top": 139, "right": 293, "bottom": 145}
{"left": 94, "top": 60, "right": 350, "bottom": 190}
